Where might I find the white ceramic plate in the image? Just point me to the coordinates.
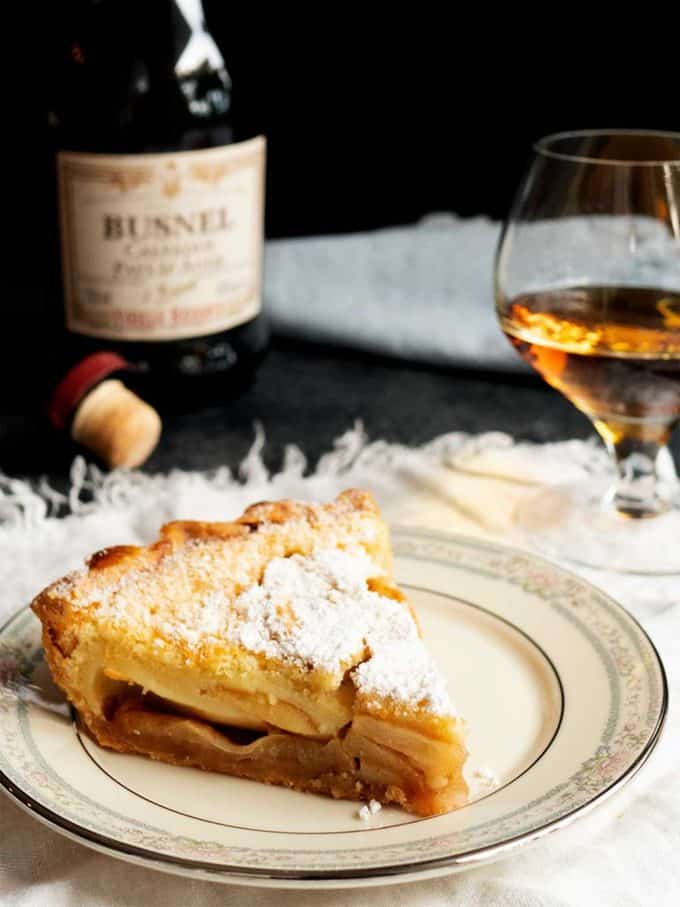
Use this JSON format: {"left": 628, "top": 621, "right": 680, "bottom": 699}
{"left": 0, "top": 529, "right": 666, "bottom": 889}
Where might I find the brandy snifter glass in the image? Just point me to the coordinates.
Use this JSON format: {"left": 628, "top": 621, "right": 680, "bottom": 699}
{"left": 495, "top": 130, "right": 680, "bottom": 573}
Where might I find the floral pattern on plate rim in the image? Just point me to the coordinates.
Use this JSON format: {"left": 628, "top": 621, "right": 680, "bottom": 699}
{"left": 0, "top": 529, "right": 666, "bottom": 873}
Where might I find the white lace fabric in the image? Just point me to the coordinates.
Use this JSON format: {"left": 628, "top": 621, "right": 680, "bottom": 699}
{"left": 1, "top": 426, "right": 678, "bottom": 906}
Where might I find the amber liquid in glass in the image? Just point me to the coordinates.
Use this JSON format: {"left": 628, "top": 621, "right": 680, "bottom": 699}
{"left": 499, "top": 285, "right": 680, "bottom": 444}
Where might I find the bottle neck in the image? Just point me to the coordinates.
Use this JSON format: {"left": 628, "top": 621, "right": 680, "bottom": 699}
{"left": 171, "top": 0, "right": 232, "bottom": 120}
{"left": 52, "top": 1, "right": 233, "bottom": 151}
{"left": 174, "top": 0, "right": 227, "bottom": 76}
{"left": 138, "top": 0, "right": 231, "bottom": 114}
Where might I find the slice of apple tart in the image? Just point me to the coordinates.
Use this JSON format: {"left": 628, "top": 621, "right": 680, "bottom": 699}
{"left": 31, "top": 489, "right": 467, "bottom": 816}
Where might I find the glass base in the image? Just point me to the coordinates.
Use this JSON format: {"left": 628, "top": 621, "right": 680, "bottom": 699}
{"left": 515, "top": 478, "right": 680, "bottom": 574}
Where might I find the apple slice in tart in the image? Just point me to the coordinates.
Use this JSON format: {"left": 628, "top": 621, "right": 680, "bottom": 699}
{"left": 32, "top": 489, "right": 468, "bottom": 817}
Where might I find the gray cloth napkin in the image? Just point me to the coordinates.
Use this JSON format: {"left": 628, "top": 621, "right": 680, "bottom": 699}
{"left": 265, "top": 211, "right": 680, "bottom": 371}
{"left": 264, "top": 214, "right": 520, "bottom": 370}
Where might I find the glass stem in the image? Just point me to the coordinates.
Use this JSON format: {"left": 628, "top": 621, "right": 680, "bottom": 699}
{"left": 604, "top": 437, "right": 678, "bottom": 518}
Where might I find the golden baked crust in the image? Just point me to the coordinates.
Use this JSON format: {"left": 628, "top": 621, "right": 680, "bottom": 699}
{"left": 32, "top": 489, "right": 468, "bottom": 816}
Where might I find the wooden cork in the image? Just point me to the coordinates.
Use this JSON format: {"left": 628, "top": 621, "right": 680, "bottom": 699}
{"left": 71, "top": 379, "right": 162, "bottom": 469}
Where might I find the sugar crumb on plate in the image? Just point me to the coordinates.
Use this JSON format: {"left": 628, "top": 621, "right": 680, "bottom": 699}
{"left": 357, "top": 800, "right": 383, "bottom": 821}
{"left": 467, "top": 765, "right": 500, "bottom": 798}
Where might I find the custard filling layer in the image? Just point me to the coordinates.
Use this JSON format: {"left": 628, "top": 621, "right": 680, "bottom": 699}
{"left": 99, "top": 652, "right": 355, "bottom": 738}
{"left": 100, "top": 674, "right": 465, "bottom": 793}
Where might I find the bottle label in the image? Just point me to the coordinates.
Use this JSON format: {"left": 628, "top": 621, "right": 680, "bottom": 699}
{"left": 57, "top": 136, "right": 265, "bottom": 341}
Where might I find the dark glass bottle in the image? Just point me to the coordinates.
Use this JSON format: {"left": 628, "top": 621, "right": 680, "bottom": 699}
{"left": 47, "top": 0, "right": 268, "bottom": 406}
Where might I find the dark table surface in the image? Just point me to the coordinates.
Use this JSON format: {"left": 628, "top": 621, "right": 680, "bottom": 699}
{"left": 2, "top": 337, "right": 608, "bottom": 487}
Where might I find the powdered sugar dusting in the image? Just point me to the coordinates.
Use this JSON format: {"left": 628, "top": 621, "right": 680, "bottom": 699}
{"left": 50, "top": 569, "right": 86, "bottom": 598}
{"left": 353, "top": 639, "right": 452, "bottom": 715}
{"left": 52, "top": 530, "right": 455, "bottom": 715}
{"left": 229, "top": 547, "right": 454, "bottom": 714}
{"left": 228, "top": 547, "right": 415, "bottom": 674}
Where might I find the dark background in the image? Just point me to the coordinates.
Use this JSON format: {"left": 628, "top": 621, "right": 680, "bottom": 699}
{"left": 1, "top": 10, "right": 677, "bottom": 480}
{"left": 9, "top": 11, "right": 677, "bottom": 247}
